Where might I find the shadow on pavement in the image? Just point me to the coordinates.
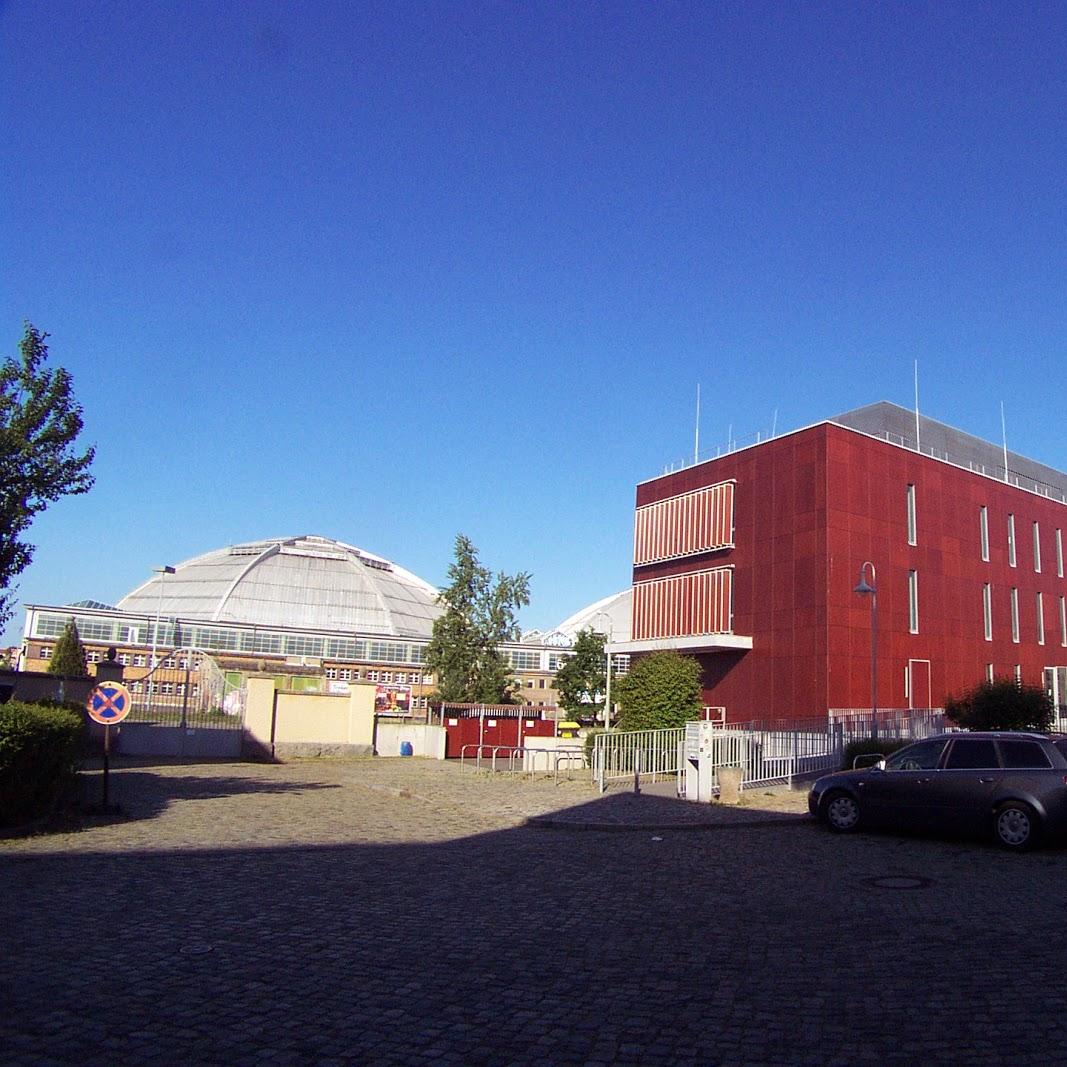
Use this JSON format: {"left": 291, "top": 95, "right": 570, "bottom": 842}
{"left": 74, "top": 768, "right": 340, "bottom": 825}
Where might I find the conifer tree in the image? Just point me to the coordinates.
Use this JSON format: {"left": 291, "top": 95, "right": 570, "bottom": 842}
{"left": 425, "top": 535, "right": 531, "bottom": 704}
{"left": 48, "top": 618, "right": 88, "bottom": 677}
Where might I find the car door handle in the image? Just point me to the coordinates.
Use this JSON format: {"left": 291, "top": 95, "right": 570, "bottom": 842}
{"left": 978, "top": 777, "right": 995, "bottom": 784}
{"left": 917, "top": 777, "right": 932, "bottom": 783}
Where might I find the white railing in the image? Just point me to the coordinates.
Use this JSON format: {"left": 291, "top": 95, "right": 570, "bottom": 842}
{"left": 592, "top": 727, "right": 686, "bottom": 792}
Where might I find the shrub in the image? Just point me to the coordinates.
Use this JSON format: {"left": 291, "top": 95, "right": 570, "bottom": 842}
{"left": 944, "top": 679, "right": 1053, "bottom": 732}
{"left": 0, "top": 701, "right": 83, "bottom": 826}
{"left": 614, "top": 651, "right": 702, "bottom": 731}
{"left": 842, "top": 737, "right": 907, "bottom": 771}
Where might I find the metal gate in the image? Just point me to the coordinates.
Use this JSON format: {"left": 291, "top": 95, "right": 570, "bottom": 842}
{"left": 114, "top": 647, "right": 246, "bottom": 757}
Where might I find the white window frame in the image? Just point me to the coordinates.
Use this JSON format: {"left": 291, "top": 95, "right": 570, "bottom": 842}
{"left": 1008, "top": 514, "right": 1017, "bottom": 567}
{"left": 906, "top": 484, "right": 917, "bottom": 546}
{"left": 980, "top": 506, "right": 989, "bottom": 562}
{"left": 986, "top": 663, "right": 995, "bottom": 683}
{"left": 1037, "top": 592, "right": 1045, "bottom": 645}
{"left": 1058, "top": 529, "right": 1064, "bottom": 578}
{"left": 983, "top": 584, "right": 993, "bottom": 641}
{"left": 908, "top": 570, "right": 919, "bottom": 633}
{"left": 1011, "top": 587, "right": 1020, "bottom": 643}
{"left": 1033, "top": 521, "right": 1042, "bottom": 573}
{"left": 1061, "top": 596, "right": 1067, "bottom": 648}
{"left": 1014, "top": 664, "right": 1022, "bottom": 685}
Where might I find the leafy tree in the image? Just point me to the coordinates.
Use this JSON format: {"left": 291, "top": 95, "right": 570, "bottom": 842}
{"left": 944, "top": 678, "right": 1053, "bottom": 732}
{"left": 554, "top": 628, "right": 606, "bottom": 720}
{"left": 425, "top": 535, "right": 531, "bottom": 704}
{"left": 0, "top": 324, "right": 95, "bottom": 629}
{"left": 614, "top": 650, "right": 702, "bottom": 731}
{"left": 47, "top": 618, "right": 88, "bottom": 677}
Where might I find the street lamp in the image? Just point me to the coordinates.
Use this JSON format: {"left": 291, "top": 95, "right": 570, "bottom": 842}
{"left": 593, "top": 611, "right": 614, "bottom": 731}
{"left": 854, "top": 562, "right": 877, "bottom": 718}
{"left": 148, "top": 565, "right": 175, "bottom": 711}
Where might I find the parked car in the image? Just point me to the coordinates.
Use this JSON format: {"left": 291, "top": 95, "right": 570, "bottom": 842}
{"left": 808, "top": 732, "right": 1067, "bottom": 851}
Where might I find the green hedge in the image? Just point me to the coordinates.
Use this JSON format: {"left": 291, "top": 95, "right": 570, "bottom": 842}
{"left": 842, "top": 737, "right": 907, "bottom": 771}
{"left": 0, "top": 701, "right": 84, "bottom": 827}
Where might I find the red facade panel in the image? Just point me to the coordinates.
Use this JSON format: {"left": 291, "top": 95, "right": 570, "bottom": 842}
{"left": 632, "top": 567, "right": 733, "bottom": 640}
{"left": 633, "top": 481, "right": 735, "bottom": 565}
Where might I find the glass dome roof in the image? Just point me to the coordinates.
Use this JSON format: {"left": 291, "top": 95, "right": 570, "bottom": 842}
{"left": 116, "top": 535, "right": 442, "bottom": 638}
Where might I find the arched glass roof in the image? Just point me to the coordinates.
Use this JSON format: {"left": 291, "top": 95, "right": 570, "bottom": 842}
{"left": 116, "top": 535, "right": 442, "bottom": 638}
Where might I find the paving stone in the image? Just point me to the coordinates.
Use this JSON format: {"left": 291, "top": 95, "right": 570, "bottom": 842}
{"left": 2, "top": 758, "right": 1066, "bottom": 1065}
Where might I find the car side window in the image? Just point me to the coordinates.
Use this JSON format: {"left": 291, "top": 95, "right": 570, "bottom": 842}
{"left": 945, "top": 738, "right": 999, "bottom": 769}
{"left": 885, "top": 739, "right": 948, "bottom": 771}
{"left": 998, "top": 739, "right": 1052, "bottom": 769}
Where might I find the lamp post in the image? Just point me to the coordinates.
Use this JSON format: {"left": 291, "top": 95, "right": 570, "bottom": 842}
{"left": 593, "top": 611, "right": 614, "bottom": 731}
{"left": 148, "top": 565, "right": 175, "bottom": 712}
{"left": 854, "top": 562, "right": 878, "bottom": 720}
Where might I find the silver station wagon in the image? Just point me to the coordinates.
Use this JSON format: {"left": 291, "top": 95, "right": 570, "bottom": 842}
{"left": 808, "top": 732, "right": 1067, "bottom": 851}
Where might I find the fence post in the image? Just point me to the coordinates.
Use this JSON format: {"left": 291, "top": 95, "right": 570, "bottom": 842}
{"left": 634, "top": 748, "right": 642, "bottom": 794}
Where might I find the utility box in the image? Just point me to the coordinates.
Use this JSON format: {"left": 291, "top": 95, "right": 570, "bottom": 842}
{"left": 684, "top": 720, "right": 745, "bottom": 803}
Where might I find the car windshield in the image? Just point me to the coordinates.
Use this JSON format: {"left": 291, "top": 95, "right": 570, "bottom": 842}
{"left": 884, "top": 738, "right": 948, "bottom": 771}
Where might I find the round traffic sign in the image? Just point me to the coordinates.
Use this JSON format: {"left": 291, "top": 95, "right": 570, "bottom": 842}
{"left": 86, "top": 681, "right": 133, "bottom": 725}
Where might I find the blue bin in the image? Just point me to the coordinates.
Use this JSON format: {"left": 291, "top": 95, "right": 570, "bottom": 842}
{"left": 399, "top": 741, "right": 414, "bottom": 757}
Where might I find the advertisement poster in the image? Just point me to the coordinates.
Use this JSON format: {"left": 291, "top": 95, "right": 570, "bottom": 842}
{"left": 375, "top": 684, "right": 412, "bottom": 714}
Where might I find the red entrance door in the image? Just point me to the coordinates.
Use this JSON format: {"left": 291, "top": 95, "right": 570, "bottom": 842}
{"left": 909, "top": 659, "right": 932, "bottom": 710}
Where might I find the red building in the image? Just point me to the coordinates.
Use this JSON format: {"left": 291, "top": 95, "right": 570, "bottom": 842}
{"left": 614, "top": 402, "right": 1067, "bottom": 725}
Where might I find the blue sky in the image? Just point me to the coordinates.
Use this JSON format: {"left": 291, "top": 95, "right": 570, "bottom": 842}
{"left": 3, "top": 1, "right": 1067, "bottom": 643}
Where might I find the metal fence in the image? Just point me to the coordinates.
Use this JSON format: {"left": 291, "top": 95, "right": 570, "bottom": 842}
{"left": 591, "top": 710, "right": 950, "bottom": 796}
{"left": 592, "top": 727, "right": 686, "bottom": 792}
{"left": 124, "top": 647, "right": 246, "bottom": 730}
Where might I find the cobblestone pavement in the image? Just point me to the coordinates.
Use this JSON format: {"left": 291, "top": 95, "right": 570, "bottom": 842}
{"left": 4, "top": 757, "right": 1067, "bottom": 1065}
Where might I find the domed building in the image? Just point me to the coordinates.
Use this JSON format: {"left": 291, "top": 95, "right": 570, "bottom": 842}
{"left": 117, "top": 535, "right": 442, "bottom": 638}
{"left": 20, "top": 534, "right": 588, "bottom": 715}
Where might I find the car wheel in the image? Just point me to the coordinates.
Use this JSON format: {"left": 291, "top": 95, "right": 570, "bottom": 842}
{"left": 994, "top": 801, "right": 1040, "bottom": 851}
{"left": 823, "top": 791, "right": 861, "bottom": 833}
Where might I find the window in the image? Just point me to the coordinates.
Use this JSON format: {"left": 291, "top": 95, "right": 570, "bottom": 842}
{"left": 1058, "top": 529, "right": 1064, "bottom": 578}
{"left": 945, "top": 738, "right": 998, "bottom": 769}
{"left": 87, "top": 651, "right": 100, "bottom": 663}
{"left": 134, "top": 655, "right": 146, "bottom": 667}
{"left": 1011, "top": 588, "right": 1020, "bottom": 643}
{"left": 381, "top": 671, "right": 392, "bottom": 683}
{"left": 998, "top": 739, "right": 1052, "bottom": 769}
{"left": 1014, "top": 664, "right": 1022, "bottom": 684}
{"left": 325, "top": 668, "right": 338, "bottom": 679}
{"left": 1008, "top": 514, "right": 1017, "bottom": 567}
{"left": 885, "top": 738, "right": 947, "bottom": 771}
{"left": 983, "top": 584, "right": 993, "bottom": 641}
{"left": 906, "top": 484, "right": 917, "bottom": 545}
{"left": 908, "top": 571, "right": 919, "bottom": 633}
{"left": 367, "top": 670, "right": 379, "bottom": 682}
{"left": 38, "top": 646, "right": 51, "bottom": 659}
{"left": 340, "top": 669, "right": 353, "bottom": 681}
{"left": 1037, "top": 592, "right": 1045, "bottom": 645}
{"left": 118, "top": 653, "right": 130, "bottom": 666}
{"left": 1061, "top": 597, "right": 1066, "bottom": 648}
{"left": 1034, "top": 521, "right": 1042, "bottom": 572}
{"left": 986, "top": 663, "right": 994, "bottom": 683}
{"left": 980, "top": 507, "right": 990, "bottom": 561}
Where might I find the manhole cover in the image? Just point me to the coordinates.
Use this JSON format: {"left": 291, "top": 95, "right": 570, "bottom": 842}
{"left": 179, "top": 942, "right": 214, "bottom": 956}
{"left": 862, "top": 875, "right": 934, "bottom": 890}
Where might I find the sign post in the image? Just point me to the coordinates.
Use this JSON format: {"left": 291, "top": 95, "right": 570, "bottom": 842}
{"left": 86, "top": 682, "right": 132, "bottom": 810}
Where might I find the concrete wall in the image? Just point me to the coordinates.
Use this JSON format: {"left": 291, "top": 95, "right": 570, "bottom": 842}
{"left": 244, "top": 676, "right": 377, "bottom": 758}
{"left": 0, "top": 669, "right": 95, "bottom": 708}
{"left": 375, "top": 722, "right": 446, "bottom": 758}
